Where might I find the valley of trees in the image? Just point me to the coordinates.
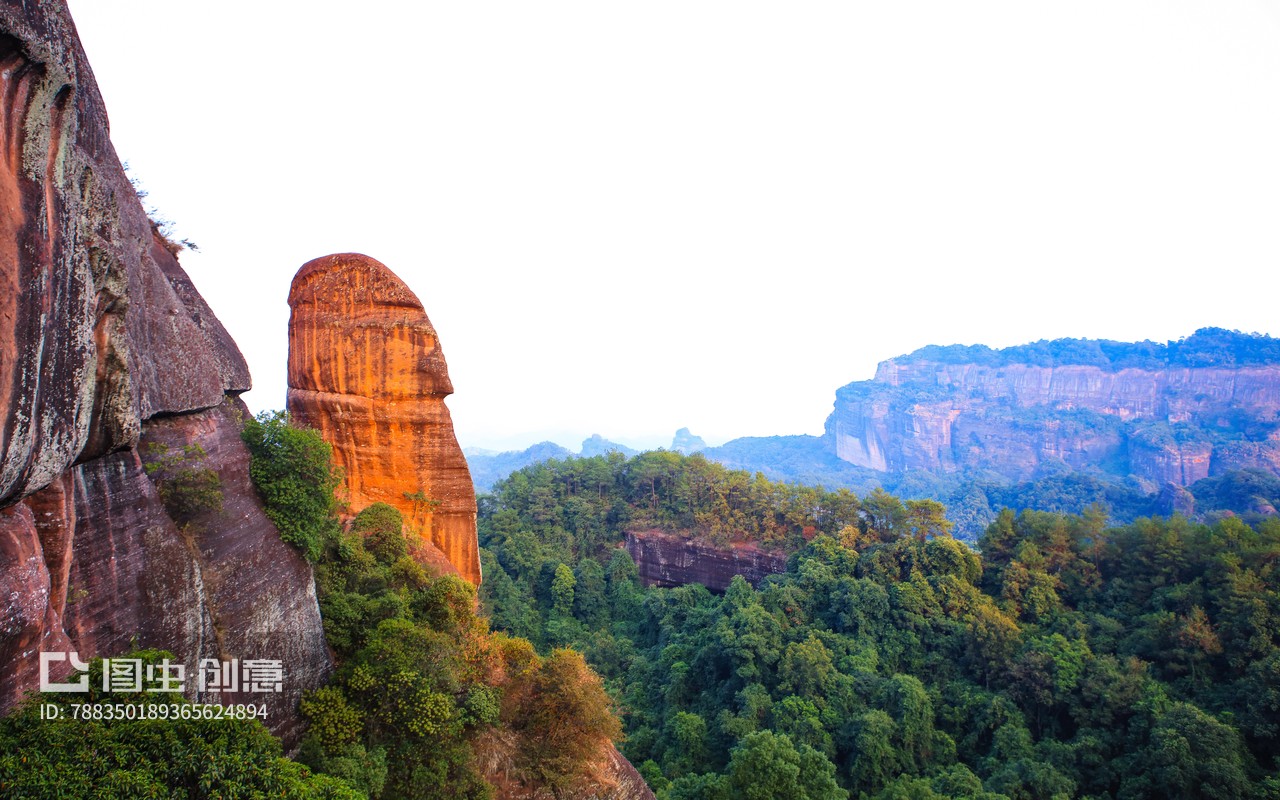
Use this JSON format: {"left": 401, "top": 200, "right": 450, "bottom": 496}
{"left": 7, "top": 417, "right": 1279, "bottom": 798}
{"left": 479, "top": 451, "right": 1280, "bottom": 799}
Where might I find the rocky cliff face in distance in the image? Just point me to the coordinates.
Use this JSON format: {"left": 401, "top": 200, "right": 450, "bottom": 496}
{"left": 0, "top": 0, "right": 328, "bottom": 746}
{"left": 286, "top": 253, "right": 481, "bottom": 585}
{"left": 625, "top": 530, "right": 787, "bottom": 591}
{"left": 824, "top": 330, "right": 1280, "bottom": 487}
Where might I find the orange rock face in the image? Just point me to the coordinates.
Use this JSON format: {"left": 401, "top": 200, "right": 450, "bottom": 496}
{"left": 287, "top": 253, "right": 480, "bottom": 585}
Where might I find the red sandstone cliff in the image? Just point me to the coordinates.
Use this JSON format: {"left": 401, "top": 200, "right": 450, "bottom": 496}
{"left": 286, "top": 253, "right": 481, "bottom": 585}
{"left": 0, "top": 0, "right": 328, "bottom": 746}
{"left": 625, "top": 530, "right": 787, "bottom": 591}
{"left": 826, "top": 356, "right": 1280, "bottom": 487}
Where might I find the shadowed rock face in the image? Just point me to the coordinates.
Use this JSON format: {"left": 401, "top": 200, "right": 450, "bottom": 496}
{"left": 0, "top": 0, "right": 328, "bottom": 746}
{"left": 624, "top": 530, "right": 787, "bottom": 592}
{"left": 287, "top": 253, "right": 481, "bottom": 585}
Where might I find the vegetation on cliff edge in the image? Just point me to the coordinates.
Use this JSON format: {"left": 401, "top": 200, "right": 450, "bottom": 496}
{"left": 244, "top": 412, "right": 623, "bottom": 800}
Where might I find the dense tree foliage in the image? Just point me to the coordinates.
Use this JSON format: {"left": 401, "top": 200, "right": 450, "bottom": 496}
{"left": 0, "top": 651, "right": 359, "bottom": 799}
{"left": 902, "top": 328, "right": 1280, "bottom": 371}
{"left": 241, "top": 420, "right": 623, "bottom": 799}
{"left": 242, "top": 410, "right": 343, "bottom": 561}
{"left": 480, "top": 451, "right": 1280, "bottom": 799}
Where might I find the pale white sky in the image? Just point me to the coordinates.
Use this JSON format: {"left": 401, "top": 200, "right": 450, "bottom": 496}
{"left": 67, "top": 1, "right": 1280, "bottom": 451}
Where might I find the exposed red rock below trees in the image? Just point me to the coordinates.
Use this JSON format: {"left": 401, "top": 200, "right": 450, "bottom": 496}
{"left": 476, "top": 731, "right": 656, "bottom": 800}
{"left": 0, "top": 0, "right": 328, "bottom": 747}
{"left": 624, "top": 530, "right": 787, "bottom": 591}
{"left": 286, "top": 252, "right": 481, "bottom": 585}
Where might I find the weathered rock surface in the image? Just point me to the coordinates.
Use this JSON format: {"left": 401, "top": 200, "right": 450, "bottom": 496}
{"left": 287, "top": 252, "right": 481, "bottom": 584}
{"left": 476, "top": 731, "right": 656, "bottom": 800}
{"left": 625, "top": 530, "right": 787, "bottom": 591}
{"left": 826, "top": 352, "right": 1280, "bottom": 486}
{"left": 136, "top": 399, "right": 331, "bottom": 746}
{"left": 0, "top": 0, "right": 327, "bottom": 747}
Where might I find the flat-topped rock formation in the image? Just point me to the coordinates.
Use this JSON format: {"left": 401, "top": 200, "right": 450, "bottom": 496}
{"left": 825, "top": 330, "right": 1280, "bottom": 486}
{"left": 286, "top": 253, "right": 481, "bottom": 585}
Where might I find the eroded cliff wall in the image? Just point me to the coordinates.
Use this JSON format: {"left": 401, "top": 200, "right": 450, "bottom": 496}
{"left": 625, "top": 530, "right": 787, "bottom": 591}
{"left": 0, "top": 0, "right": 328, "bottom": 746}
{"left": 826, "top": 353, "right": 1280, "bottom": 486}
{"left": 286, "top": 252, "right": 481, "bottom": 585}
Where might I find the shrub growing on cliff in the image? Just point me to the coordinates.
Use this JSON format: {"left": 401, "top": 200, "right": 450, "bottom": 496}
{"left": 352, "top": 502, "right": 409, "bottom": 566}
{"left": 142, "top": 442, "right": 224, "bottom": 524}
{"left": 241, "top": 411, "right": 341, "bottom": 561}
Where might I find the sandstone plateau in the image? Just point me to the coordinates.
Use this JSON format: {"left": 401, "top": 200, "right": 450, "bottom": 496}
{"left": 286, "top": 253, "right": 481, "bottom": 585}
{"left": 824, "top": 335, "right": 1280, "bottom": 487}
{"left": 0, "top": 0, "right": 327, "bottom": 746}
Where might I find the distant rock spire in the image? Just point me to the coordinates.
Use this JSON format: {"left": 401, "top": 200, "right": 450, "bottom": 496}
{"left": 671, "top": 427, "right": 707, "bottom": 454}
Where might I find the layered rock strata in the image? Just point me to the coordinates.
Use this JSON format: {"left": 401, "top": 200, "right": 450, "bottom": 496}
{"left": 0, "top": 0, "right": 328, "bottom": 746}
{"left": 827, "top": 359, "right": 1280, "bottom": 486}
{"left": 286, "top": 253, "right": 481, "bottom": 585}
{"left": 624, "top": 530, "right": 787, "bottom": 591}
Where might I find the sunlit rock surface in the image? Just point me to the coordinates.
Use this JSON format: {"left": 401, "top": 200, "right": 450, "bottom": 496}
{"left": 286, "top": 252, "right": 481, "bottom": 585}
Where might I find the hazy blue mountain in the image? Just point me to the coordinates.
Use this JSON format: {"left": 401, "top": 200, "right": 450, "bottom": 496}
{"left": 671, "top": 427, "right": 706, "bottom": 454}
{"left": 466, "top": 441, "right": 573, "bottom": 492}
{"left": 580, "top": 434, "right": 638, "bottom": 458}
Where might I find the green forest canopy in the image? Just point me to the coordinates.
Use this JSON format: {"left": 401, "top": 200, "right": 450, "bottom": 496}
{"left": 894, "top": 327, "right": 1280, "bottom": 372}
{"left": 478, "top": 450, "right": 1280, "bottom": 799}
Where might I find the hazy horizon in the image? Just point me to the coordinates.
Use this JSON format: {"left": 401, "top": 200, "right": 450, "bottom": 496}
{"left": 67, "top": 2, "right": 1280, "bottom": 452}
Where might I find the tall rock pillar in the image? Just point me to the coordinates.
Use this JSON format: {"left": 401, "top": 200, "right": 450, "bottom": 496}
{"left": 286, "top": 253, "right": 481, "bottom": 585}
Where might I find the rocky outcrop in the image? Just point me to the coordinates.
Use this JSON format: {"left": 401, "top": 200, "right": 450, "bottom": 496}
{"left": 580, "top": 434, "right": 637, "bottom": 459}
{"left": 0, "top": 0, "right": 328, "bottom": 746}
{"left": 286, "top": 253, "right": 481, "bottom": 584}
{"left": 135, "top": 399, "right": 331, "bottom": 745}
{"left": 825, "top": 346, "right": 1280, "bottom": 486}
{"left": 476, "top": 731, "right": 656, "bottom": 800}
{"left": 624, "top": 530, "right": 787, "bottom": 591}
{"left": 671, "top": 427, "right": 706, "bottom": 454}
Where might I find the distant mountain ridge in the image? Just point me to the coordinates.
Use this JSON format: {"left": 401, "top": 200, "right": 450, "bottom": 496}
{"left": 903, "top": 327, "right": 1280, "bottom": 370}
{"left": 467, "top": 435, "right": 639, "bottom": 491}
{"left": 467, "top": 330, "right": 1280, "bottom": 535}
{"left": 468, "top": 430, "right": 716, "bottom": 491}
{"left": 825, "top": 328, "right": 1280, "bottom": 486}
